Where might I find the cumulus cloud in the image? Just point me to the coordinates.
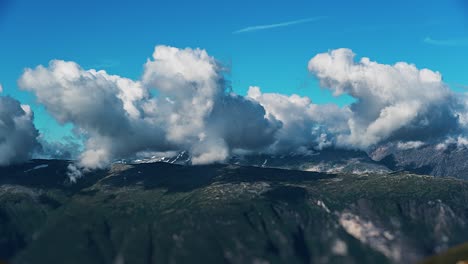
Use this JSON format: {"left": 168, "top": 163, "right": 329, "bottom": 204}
{"left": 247, "top": 86, "right": 349, "bottom": 152}
{"left": 247, "top": 48, "right": 464, "bottom": 154}
{"left": 248, "top": 49, "right": 465, "bottom": 154}
{"left": 0, "top": 94, "right": 39, "bottom": 165}
{"left": 19, "top": 60, "right": 170, "bottom": 168}
{"left": 208, "top": 93, "right": 281, "bottom": 150}
{"left": 308, "top": 48, "right": 459, "bottom": 149}
{"left": 20, "top": 46, "right": 279, "bottom": 168}
{"left": 17, "top": 45, "right": 468, "bottom": 169}
{"left": 142, "top": 46, "right": 222, "bottom": 145}
{"left": 141, "top": 46, "right": 280, "bottom": 163}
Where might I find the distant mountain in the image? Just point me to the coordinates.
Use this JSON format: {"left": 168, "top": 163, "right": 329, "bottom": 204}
{"left": 132, "top": 151, "right": 192, "bottom": 165}
{"left": 370, "top": 143, "right": 468, "bottom": 180}
{"left": 228, "top": 148, "right": 391, "bottom": 174}
{"left": 1, "top": 160, "right": 468, "bottom": 264}
{"left": 133, "top": 148, "right": 391, "bottom": 175}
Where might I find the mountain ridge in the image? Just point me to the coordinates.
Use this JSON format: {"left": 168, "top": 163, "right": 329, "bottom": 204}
{"left": 1, "top": 160, "right": 468, "bottom": 263}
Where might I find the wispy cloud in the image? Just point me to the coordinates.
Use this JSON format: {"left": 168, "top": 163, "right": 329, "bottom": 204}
{"left": 423, "top": 37, "right": 468, "bottom": 47}
{"left": 233, "top": 16, "right": 326, "bottom": 34}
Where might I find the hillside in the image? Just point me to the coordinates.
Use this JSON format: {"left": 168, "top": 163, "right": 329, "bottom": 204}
{"left": 1, "top": 160, "right": 468, "bottom": 263}
{"left": 371, "top": 144, "right": 468, "bottom": 180}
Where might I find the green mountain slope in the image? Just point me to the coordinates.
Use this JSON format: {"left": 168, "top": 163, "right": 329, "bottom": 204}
{"left": 1, "top": 160, "right": 468, "bottom": 264}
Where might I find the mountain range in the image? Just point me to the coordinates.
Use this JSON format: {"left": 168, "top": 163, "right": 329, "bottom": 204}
{"left": 1, "top": 155, "right": 468, "bottom": 263}
{"left": 133, "top": 144, "right": 468, "bottom": 180}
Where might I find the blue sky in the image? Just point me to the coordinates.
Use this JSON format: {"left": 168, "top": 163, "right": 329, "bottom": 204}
{"left": 1, "top": 0, "right": 468, "bottom": 141}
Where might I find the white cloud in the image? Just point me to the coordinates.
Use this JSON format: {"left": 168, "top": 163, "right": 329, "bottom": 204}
{"left": 19, "top": 59, "right": 170, "bottom": 168}
{"left": 142, "top": 46, "right": 279, "bottom": 164}
{"left": 0, "top": 96, "right": 39, "bottom": 165}
{"left": 66, "top": 163, "right": 83, "bottom": 183}
{"left": 142, "top": 46, "right": 222, "bottom": 145}
{"left": 308, "top": 48, "right": 457, "bottom": 149}
{"left": 191, "top": 137, "right": 229, "bottom": 165}
{"left": 248, "top": 86, "right": 349, "bottom": 152}
{"left": 16, "top": 45, "right": 468, "bottom": 169}
{"left": 20, "top": 46, "right": 279, "bottom": 168}
{"left": 233, "top": 16, "right": 326, "bottom": 34}
{"left": 396, "top": 141, "right": 426, "bottom": 150}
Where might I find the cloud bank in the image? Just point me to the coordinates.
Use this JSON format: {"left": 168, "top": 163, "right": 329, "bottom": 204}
{"left": 11, "top": 45, "right": 468, "bottom": 169}
{"left": 19, "top": 46, "right": 280, "bottom": 168}
{"left": 0, "top": 92, "right": 39, "bottom": 165}
{"left": 247, "top": 86, "right": 349, "bottom": 152}
{"left": 308, "top": 48, "right": 459, "bottom": 149}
